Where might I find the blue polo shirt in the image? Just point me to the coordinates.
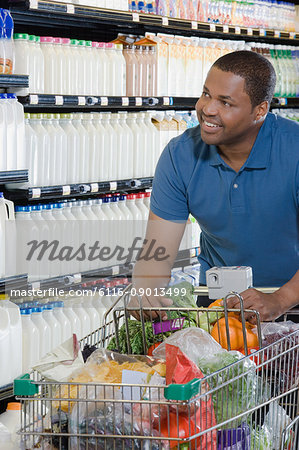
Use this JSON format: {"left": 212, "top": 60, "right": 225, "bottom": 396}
{"left": 151, "top": 113, "right": 299, "bottom": 287}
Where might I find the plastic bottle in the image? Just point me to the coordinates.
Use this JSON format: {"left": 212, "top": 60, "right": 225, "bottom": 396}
{"left": 0, "top": 94, "right": 15, "bottom": 172}
{"left": 143, "top": 191, "right": 151, "bottom": 210}
{"left": 135, "top": 45, "right": 144, "bottom": 96}
{"left": 91, "top": 42, "right": 99, "bottom": 96}
{"left": 83, "top": 293, "right": 101, "bottom": 334}
{"left": 51, "top": 203, "right": 67, "bottom": 276}
{"left": 144, "top": 111, "right": 159, "bottom": 176}
{"left": 97, "top": 42, "right": 108, "bottom": 95}
{"left": 71, "top": 200, "right": 89, "bottom": 272}
{"left": 0, "top": 95, "right": 7, "bottom": 171}
{"left": 52, "top": 301, "right": 72, "bottom": 343}
{"left": 101, "top": 196, "right": 117, "bottom": 267}
{"left": 81, "top": 200, "right": 98, "bottom": 271}
{"left": 118, "top": 112, "right": 134, "bottom": 180}
{"left": 61, "top": 201, "right": 80, "bottom": 275}
{"left": 126, "top": 113, "right": 143, "bottom": 178}
{"left": 0, "top": 423, "right": 13, "bottom": 450}
{"left": 77, "top": 40, "right": 87, "bottom": 95}
{"left": 126, "top": 194, "right": 142, "bottom": 244}
{"left": 59, "top": 113, "right": 80, "bottom": 184}
{"left": 0, "top": 403, "right": 21, "bottom": 446}
{"left": 148, "top": 46, "right": 157, "bottom": 96}
{"left": 100, "top": 112, "right": 118, "bottom": 181}
{"left": 85, "top": 40, "right": 93, "bottom": 95}
{"left": 29, "top": 113, "right": 50, "bottom": 186}
{"left": 35, "top": 36, "right": 45, "bottom": 94}
{"left": 51, "top": 114, "right": 68, "bottom": 185}
{"left": 42, "top": 303, "right": 61, "bottom": 350}
{"left": 31, "top": 306, "right": 50, "bottom": 358}
{"left": 14, "top": 206, "right": 32, "bottom": 276}
{"left": 90, "top": 198, "right": 108, "bottom": 269}
{"left": 52, "top": 37, "right": 64, "bottom": 95}
{"left": 92, "top": 113, "right": 107, "bottom": 182}
{"left": 123, "top": 45, "right": 138, "bottom": 96}
{"left": 63, "top": 297, "right": 81, "bottom": 337}
{"left": 20, "top": 308, "right": 40, "bottom": 371}
{"left": 72, "top": 296, "right": 91, "bottom": 339}
{"left": 136, "top": 112, "right": 150, "bottom": 177}
{"left": 40, "top": 203, "right": 58, "bottom": 278}
{"left": 72, "top": 113, "right": 90, "bottom": 183}
{"left": 1, "top": 10, "right": 14, "bottom": 75}
{"left": 27, "top": 35, "right": 38, "bottom": 94}
{"left": 40, "top": 37, "right": 55, "bottom": 94}
{"left": 6, "top": 93, "right": 25, "bottom": 170}
{"left": 81, "top": 113, "right": 100, "bottom": 183}
{"left": 115, "top": 43, "right": 126, "bottom": 96}
{"left": 69, "top": 39, "right": 79, "bottom": 95}
{"left": 0, "top": 303, "right": 11, "bottom": 385}
{"left": 135, "top": 192, "right": 149, "bottom": 238}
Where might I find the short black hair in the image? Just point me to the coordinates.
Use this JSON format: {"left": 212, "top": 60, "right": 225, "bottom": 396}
{"left": 212, "top": 50, "right": 276, "bottom": 108}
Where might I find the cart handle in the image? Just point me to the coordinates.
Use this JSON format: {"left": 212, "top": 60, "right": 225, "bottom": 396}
{"left": 14, "top": 373, "right": 39, "bottom": 397}
{"left": 164, "top": 378, "right": 201, "bottom": 401}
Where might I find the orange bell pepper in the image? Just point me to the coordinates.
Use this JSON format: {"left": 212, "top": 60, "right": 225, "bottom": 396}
{"left": 210, "top": 317, "right": 259, "bottom": 350}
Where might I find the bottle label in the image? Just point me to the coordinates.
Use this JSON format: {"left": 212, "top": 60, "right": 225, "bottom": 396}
{"left": 0, "top": 58, "right": 13, "bottom": 75}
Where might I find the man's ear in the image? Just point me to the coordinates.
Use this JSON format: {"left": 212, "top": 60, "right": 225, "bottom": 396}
{"left": 255, "top": 101, "right": 269, "bottom": 122}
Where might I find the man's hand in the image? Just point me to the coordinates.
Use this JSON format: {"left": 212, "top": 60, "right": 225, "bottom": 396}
{"left": 128, "top": 294, "right": 173, "bottom": 321}
{"left": 226, "top": 288, "right": 286, "bottom": 323}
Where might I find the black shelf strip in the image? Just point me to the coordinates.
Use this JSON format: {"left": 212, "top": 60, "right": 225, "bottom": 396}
{"left": 0, "top": 170, "right": 29, "bottom": 184}
{"left": 7, "top": 1, "right": 299, "bottom": 43}
{"left": 271, "top": 97, "right": 299, "bottom": 108}
{"left": 4, "top": 177, "right": 153, "bottom": 202}
{"left": 0, "top": 274, "right": 28, "bottom": 295}
{"left": 0, "top": 74, "right": 29, "bottom": 88}
{"left": 18, "top": 95, "right": 197, "bottom": 111}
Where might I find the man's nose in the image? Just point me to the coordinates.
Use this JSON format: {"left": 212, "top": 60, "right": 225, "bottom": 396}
{"left": 202, "top": 98, "right": 218, "bottom": 116}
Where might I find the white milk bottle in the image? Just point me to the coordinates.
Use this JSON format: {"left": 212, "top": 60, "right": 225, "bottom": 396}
{"left": 31, "top": 307, "right": 48, "bottom": 359}
{"left": 77, "top": 40, "right": 87, "bottom": 95}
{"left": 35, "top": 36, "right": 45, "bottom": 94}
{"left": 91, "top": 42, "right": 99, "bottom": 96}
{"left": 126, "top": 194, "right": 142, "bottom": 246}
{"left": 63, "top": 296, "right": 81, "bottom": 337}
{"left": 72, "top": 296, "right": 91, "bottom": 339}
{"left": 69, "top": 39, "right": 79, "bottom": 95}
{"left": 61, "top": 38, "right": 71, "bottom": 95}
{"left": 6, "top": 94, "right": 25, "bottom": 170}
{"left": 40, "top": 203, "right": 59, "bottom": 278}
{"left": 40, "top": 37, "right": 56, "bottom": 94}
{"left": 84, "top": 294, "right": 100, "bottom": 334}
{"left": 110, "top": 113, "right": 124, "bottom": 180}
{"left": 97, "top": 42, "right": 108, "bottom": 95}
{"left": 30, "top": 204, "right": 46, "bottom": 280}
{"left": 27, "top": 35, "right": 37, "bottom": 94}
{"left": 72, "top": 113, "right": 90, "bottom": 183}
{"left": 92, "top": 113, "right": 107, "bottom": 182}
{"left": 12, "top": 33, "right": 30, "bottom": 96}
{"left": 23, "top": 206, "right": 40, "bottom": 281}
{"left": 0, "top": 305, "right": 11, "bottom": 385}
{"left": 105, "top": 43, "right": 117, "bottom": 96}
{"left": 85, "top": 41, "right": 93, "bottom": 95}
{"left": 51, "top": 114, "right": 68, "bottom": 185}
{"left": 109, "top": 195, "right": 125, "bottom": 258}
{"left": 100, "top": 113, "right": 117, "bottom": 181}
{"left": 136, "top": 113, "right": 149, "bottom": 178}
{"left": 42, "top": 303, "right": 61, "bottom": 350}
{"left": 0, "top": 403, "right": 21, "bottom": 447}
{"left": 62, "top": 201, "right": 79, "bottom": 274}
{"left": 24, "top": 113, "right": 38, "bottom": 187}
{"left": 0, "top": 95, "right": 7, "bottom": 171}
{"left": 101, "top": 196, "right": 117, "bottom": 267}
{"left": 52, "top": 301, "right": 72, "bottom": 343}
{"left": 0, "top": 195, "right": 15, "bottom": 278}
{"left": 1, "top": 94, "right": 16, "bottom": 171}
{"left": 144, "top": 112, "right": 159, "bottom": 176}
{"left": 81, "top": 200, "right": 98, "bottom": 271}
{"left": 29, "top": 113, "right": 50, "bottom": 186}
{"left": 71, "top": 200, "right": 89, "bottom": 273}
{"left": 0, "top": 295, "right": 22, "bottom": 381}
{"left": 115, "top": 43, "right": 126, "bottom": 96}
{"left": 52, "top": 37, "right": 64, "bottom": 95}
{"left": 20, "top": 308, "right": 40, "bottom": 372}
{"left": 41, "top": 114, "right": 58, "bottom": 186}
{"left": 118, "top": 112, "right": 134, "bottom": 180}
{"left": 118, "top": 193, "right": 134, "bottom": 249}
{"left": 90, "top": 198, "right": 108, "bottom": 269}
{"left": 127, "top": 113, "right": 143, "bottom": 179}
{"left": 59, "top": 114, "right": 80, "bottom": 184}
{"left": 51, "top": 203, "right": 67, "bottom": 276}
{"left": 14, "top": 206, "right": 31, "bottom": 276}
{"left": 135, "top": 192, "right": 149, "bottom": 238}
{"left": 81, "top": 113, "right": 100, "bottom": 182}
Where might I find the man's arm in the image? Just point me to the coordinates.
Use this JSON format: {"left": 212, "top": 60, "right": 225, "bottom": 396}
{"left": 132, "top": 211, "right": 187, "bottom": 318}
{"left": 227, "top": 269, "right": 299, "bottom": 322}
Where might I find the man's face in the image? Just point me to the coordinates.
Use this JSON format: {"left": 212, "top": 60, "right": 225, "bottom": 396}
{"left": 196, "top": 67, "right": 259, "bottom": 147}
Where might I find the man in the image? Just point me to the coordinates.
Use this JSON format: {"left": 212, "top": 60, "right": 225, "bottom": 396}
{"left": 133, "top": 50, "right": 299, "bottom": 322}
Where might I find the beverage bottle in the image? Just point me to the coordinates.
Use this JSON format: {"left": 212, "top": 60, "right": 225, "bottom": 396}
{"left": 59, "top": 113, "right": 80, "bottom": 184}
{"left": 81, "top": 200, "right": 98, "bottom": 271}
{"left": 61, "top": 201, "right": 80, "bottom": 274}
{"left": 90, "top": 198, "right": 109, "bottom": 269}
{"left": 63, "top": 296, "right": 81, "bottom": 337}
{"left": 97, "top": 43, "right": 109, "bottom": 95}
{"left": 29, "top": 113, "right": 51, "bottom": 186}
{"left": 52, "top": 37, "right": 64, "bottom": 95}
{"left": 14, "top": 206, "right": 31, "bottom": 276}
{"left": 0, "top": 402, "right": 21, "bottom": 447}
{"left": 144, "top": 111, "right": 159, "bottom": 176}
{"left": 148, "top": 46, "right": 157, "bottom": 96}
{"left": 51, "top": 203, "right": 67, "bottom": 276}
{"left": 100, "top": 112, "right": 118, "bottom": 180}
{"left": 84, "top": 294, "right": 101, "bottom": 334}
{"left": 118, "top": 112, "right": 134, "bottom": 180}
{"left": 134, "top": 46, "right": 144, "bottom": 96}
{"left": 109, "top": 195, "right": 126, "bottom": 259}
{"left": 85, "top": 40, "right": 93, "bottom": 95}
{"left": 61, "top": 38, "right": 71, "bottom": 95}
{"left": 0, "top": 94, "right": 16, "bottom": 171}
{"left": 141, "top": 46, "right": 150, "bottom": 97}
{"left": 30, "top": 204, "right": 48, "bottom": 280}
{"left": 41, "top": 113, "right": 58, "bottom": 186}
{"left": 71, "top": 200, "right": 89, "bottom": 272}
{"left": 92, "top": 113, "right": 107, "bottom": 182}
{"left": 77, "top": 40, "right": 87, "bottom": 95}
{"left": 143, "top": 191, "right": 151, "bottom": 210}
{"left": 2, "top": 10, "right": 14, "bottom": 75}
{"left": 51, "top": 301, "right": 72, "bottom": 343}
{"left": 91, "top": 42, "right": 99, "bottom": 96}
{"left": 69, "top": 39, "right": 79, "bottom": 95}
{"left": 51, "top": 113, "right": 68, "bottom": 185}
{"left": 81, "top": 113, "right": 100, "bottom": 182}
{"left": 72, "top": 296, "right": 91, "bottom": 339}
{"left": 35, "top": 36, "right": 45, "bottom": 94}
{"left": 126, "top": 194, "right": 142, "bottom": 247}
{"left": 0, "top": 94, "right": 7, "bottom": 171}
{"left": 40, "top": 203, "right": 60, "bottom": 278}
{"left": 31, "top": 306, "right": 50, "bottom": 358}
{"left": 110, "top": 113, "right": 125, "bottom": 180}
{"left": 27, "top": 35, "right": 38, "bottom": 93}
{"left": 115, "top": 43, "right": 126, "bottom": 96}
{"left": 101, "top": 196, "right": 118, "bottom": 267}
{"left": 123, "top": 45, "right": 138, "bottom": 96}
{"left": 105, "top": 43, "right": 117, "bottom": 96}
{"left": 136, "top": 112, "right": 150, "bottom": 177}
{"left": 6, "top": 93, "right": 25, "bottom": 170}
{"left": 0, "top": 304, "right": 11, "bottom": 385}
{"left": 40, "top": 36, "right": 56, "bottom": 94}
{"left": 20, "top": 308, "right": 40, "bottom": 371}
{"left": 42, "top": 303, "right": 61, "bottom": 350}
{"left": 135, "top": 192, "right": 149, "bottom": 238}
{"left": 126, "top": 113, "right": 143, "bottom": 178}
{"left": 72, "top": 113, "right": 90, "bottom": 183}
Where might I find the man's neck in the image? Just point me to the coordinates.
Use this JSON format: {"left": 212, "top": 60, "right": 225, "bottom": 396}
{"left": 217, "top": 123, "right": 263, "bottom": 172}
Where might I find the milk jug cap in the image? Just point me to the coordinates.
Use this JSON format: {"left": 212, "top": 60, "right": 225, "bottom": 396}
{"left": 77, "top": 40, "right": 86, "bottom": 46}
{"left": 70, "top": 39, "right": 78, "bottom": 45}
{"left": 92, "top": 41, "right": 98, "bottom": 48}
{"left": 40, "top": 36, "right": 53, "bottom": 43}
{"left": 136, "top": 193, "right": 145, "bottom": 199}
{"left": 0, "top": 192, "right": 3, "bottom": 198}
{"left": 127, "top": 194, "right": 137, "bottom": 200}
{"left": 61, "top": 38, "right": 70, "bottom": 45}
{"left": 44, "top": 304, "right": 53, "bottom": 310}
{"left": 105, "top": 43, "right": 114, "bottom": 49}
{"left": 53, "top": 37, "right": 62, "bottom": 44}
{"left": 20, "top": 308, "right": 32, "bottom": 315}
{"left": 28, "top": 35, "right": 36, "bottom": 42}
{"left": 102, "top": 197, "right": 110, "bottom": 203}
{"left": 98, "top": 42, "right": 105, "bottom": 48}
{"left": 111, "top": 196, "right": 119, "bottom": 203}
{"left": 85, "top": 40, "right": 92, "bottom": 47}
{"left": 6, "top": 93, "right": 17, "bottom": 99}
{"left": 35, "top": 36, "right": 40, "bottom": 42}
{"left": 14, "top": 33, "right": 29, "bottom": 40}
{"left": 15, "top": 206, "right": 27, "bottom": 212}
{"left": 0, "top": 94, "right": 7, "bottom": 99}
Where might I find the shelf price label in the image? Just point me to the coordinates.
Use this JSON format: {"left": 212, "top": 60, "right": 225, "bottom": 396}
{"left": 30, "top": 0, "right": 38, "bottom": 9}
{"left": 29, "top": 94, "right": 39, "bottom": 105}
{"left": 247, "top": 28, "right": 253, "bottom": 36}
{"left": 31, "top": 282, "right": 40, "bottom": 291}
{"left": 162, "top": 17, "right": 169, "bottom": 26}
{"left": 210, "top": 24, "right": 216, "bottom": 32}
{"left": 235, "top": 26, "right": 241, "bottom": 35}
{"left": 110, "top": 181, "right": 117, "bottom": 191}
{"left": 289, "top": 32, "right": 295, "bottom": 39}
{"left": 135, "top": 97, "right": 142, "bottom": 106}
{"left": 62, "top": 185, "right": 71, "bottom": 196}
{"left": 31, "top": 188, "right": 41, "bottom": 199}
{"left": 191, "top": 21, "right": 198, "bottom": 30}
{"left": 132, "top": 13, "right": 139, "bottom": 22}
{"left": 259, "top": 28, "right": 265, "bottom": 36}
{"left": 112, "top": 266, "right": 120, "bottom": 276}
{"left": 73, "top": 273, "right": 82, "bottom": 284}
{"left": 55, "top": 95, "right": 64, "bottom": 105}
{"left": 163, "top": 97, "right": 170, "bottom": 106}
{"left": 78, "top": 96, "right": 86, "bottom": 106}
{"left": 100, "top": 97, "right": 108, "bottom": 106}
{"left": 274, "top": 30, "right": 280, "bottom": 38}
{"left": 223, "top": 25, "right": 229, "bottom": 33}
{"left": 66, "top": 4, "right": 75, "bottom": 14}
{"left": 90, "top": 183, "right": 99, "bottom": 193}
{"left": 122, "top": 97, "right": 129, "bottom": 106}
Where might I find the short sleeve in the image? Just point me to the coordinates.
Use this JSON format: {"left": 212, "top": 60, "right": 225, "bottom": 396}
{"left": 150, "top": 141, "right": 189, "bottom": 222}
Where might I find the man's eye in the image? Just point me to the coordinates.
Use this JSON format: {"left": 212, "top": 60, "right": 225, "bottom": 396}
{"left": 223, "top": 101, "right": 230, "bottom": 106}
{"left": 202, "top": 92, "right": 209, "bottom": 98}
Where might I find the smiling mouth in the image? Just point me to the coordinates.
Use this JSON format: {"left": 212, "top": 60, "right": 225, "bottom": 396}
{"left": 201, "top": 118, "right": 223, "bottom": 132}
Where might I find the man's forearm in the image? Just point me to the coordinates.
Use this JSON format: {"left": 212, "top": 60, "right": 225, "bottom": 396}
{"left": 276, "top": 269, "right": 299, "bottom": 311}
{"left": 132, "top": 258, "right": 172, "bottom": 293}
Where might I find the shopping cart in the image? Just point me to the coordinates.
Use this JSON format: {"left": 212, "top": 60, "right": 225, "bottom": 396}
{"left": 14, "top": 286, "right": 299, "bottom": 449}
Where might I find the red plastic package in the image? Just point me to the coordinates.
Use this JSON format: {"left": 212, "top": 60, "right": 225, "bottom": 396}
{"left": 158, "top": 344, "right": 217, "bottom": 449}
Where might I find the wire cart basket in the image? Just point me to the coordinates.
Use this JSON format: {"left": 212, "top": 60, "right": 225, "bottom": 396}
{"left": 14, "top": 286, "right": 299, "bottom": 449}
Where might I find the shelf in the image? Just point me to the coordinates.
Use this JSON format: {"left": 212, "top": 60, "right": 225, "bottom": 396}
{"left": 0, "top": 170, "right": 29, "bottom": 184}
{"left": 271, "top": 97, "right": 299, "bottom": 108}
{"left": 7, "top": 1, "right": 299, "bottom": 43}
{"left": 0, "top": 274, "right": 28, "bottom": 295}
{"left": 0, "top": 74, "right": 29, "bottom": 88}
{"left": 5, "top": 177, "right": 153, "bottom": 201}
{"left": 18, "top": 95, "right": 197, "bottom": 111}
{"left": 0, "top": 383, "right": 13, "bottom": 402}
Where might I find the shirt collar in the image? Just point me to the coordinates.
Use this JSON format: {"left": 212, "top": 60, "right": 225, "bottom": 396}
{"left": 208, "top": 113, "right": 274, "bottom": 169}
